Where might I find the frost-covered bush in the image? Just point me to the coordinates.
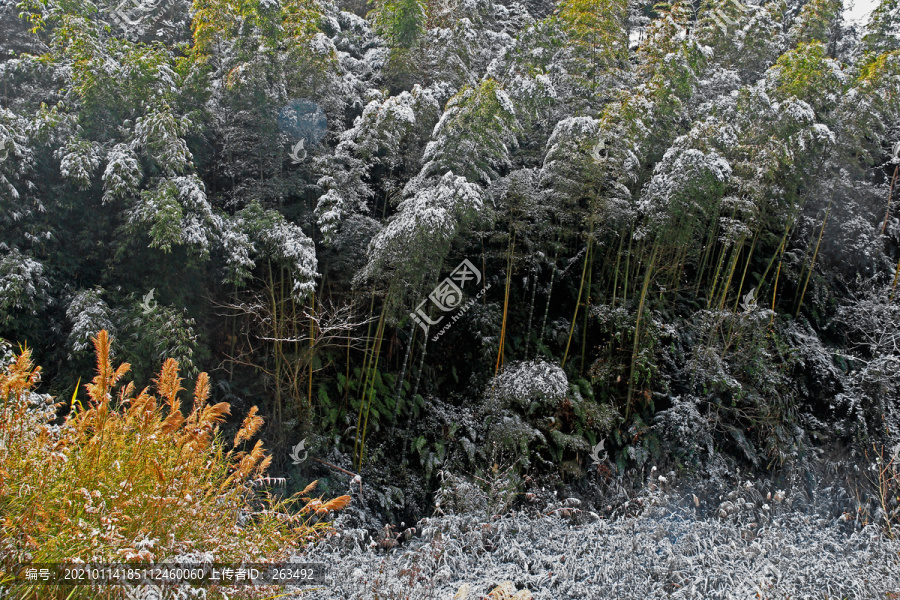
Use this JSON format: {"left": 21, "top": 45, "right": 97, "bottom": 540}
{"left": 351, "top": 84, "right": 441, "bottom": 181}
{"left": 419, "top": 78, "right": 520, "bottom": 185}
{"left": 101, "top": 142, "right": 142, "bottom": 204}
{"left": 489, "top": 360, "right": 567, "bottom": 411}
{"left": 483, "top": 361, "right": 612, "bottom": 471}
{"left": 539, "top": 116, "right": 601, "bottom": 207}
{"left": 434, "top": 463, "right": 522, "bottom": 518}
{"left": 56, "top": 137, "right": 100, "bottom": 191}
{"left": 831, "top": 283, "right": 900, "bottom": 446}
{"left": 129, "top": 175, "right": 224, "bottom": 256}
{"left": 686, "top": 308, "right": 804, "bottom": 467}
{"left": 484, "top": 412, "right": 546, "bottom": 469}
{"left": 653, "top": 394, "right": 715, "bottom": 465}
{"left": 638, "top": 146, "right": 731, "bottom": 248}
{"left": 121, "top": 301, "right": 201, "bottom": 383}
{"left": 234, "top": 200, "right": 319, "bottom": 300}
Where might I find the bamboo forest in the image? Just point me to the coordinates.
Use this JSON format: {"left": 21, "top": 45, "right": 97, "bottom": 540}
{"left": 0, "top": 0, "right": 899, "bottom": 596}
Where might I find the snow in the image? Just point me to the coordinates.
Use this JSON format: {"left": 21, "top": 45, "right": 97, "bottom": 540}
{"left": 66, "top": 289, "right": 115, "bottom": 354}
{"left": 300, "top": 496, "right": 900, "bottom": 599}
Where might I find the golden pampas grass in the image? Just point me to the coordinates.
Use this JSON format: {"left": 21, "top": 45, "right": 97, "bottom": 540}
{"left": 234, "top": 405, "right": 264, "bottom": 446}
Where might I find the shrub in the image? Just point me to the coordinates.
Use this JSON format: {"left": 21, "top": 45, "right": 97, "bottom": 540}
{"left": 0, "top": 331, "right": 350, "bottom": 599}
{"left": 483, "top": 361, "right": 615, "bottom": 473}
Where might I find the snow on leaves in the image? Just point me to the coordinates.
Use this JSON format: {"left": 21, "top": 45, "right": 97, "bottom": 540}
{"left": 102, "top": 143, "right": 142, "bottom": 204}
{"left": 421, "top": 78, "right": 520, "bottom": 184}
{"left": 489, "top": 359, "right": 568, "bottom": 410}
{"left": 57, "top": 137, "right": 101, "bottom": 191}
{"left": 66, "top": 288, "right": 115, "bottom": 354}
{"left": 0, "top": 248, "right": 48, "bottom": 322}
{"left": 234, "top": 201, "right": 319, "bottom": 300}
{"left": 639, "top": 147, "right": 732, "bottom": 240}
{"left": 134, "top": 107, "right": 193, "bottom": 176}
{"left": 130, "top": 175, "right": 219, "bottom": 254}
{"left": 364, "top": 171, "right": 482, "bottom": 288}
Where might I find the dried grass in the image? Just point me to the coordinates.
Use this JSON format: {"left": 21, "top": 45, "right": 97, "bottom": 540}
{"left": 0, "top": 331, "right": 350, "bottom": 600}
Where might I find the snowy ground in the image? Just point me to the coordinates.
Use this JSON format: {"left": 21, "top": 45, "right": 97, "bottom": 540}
{"left": 291, "top": 497, "right": 900, "bottom": 599}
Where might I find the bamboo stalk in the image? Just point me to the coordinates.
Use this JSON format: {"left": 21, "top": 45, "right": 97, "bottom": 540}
{"left": 695, "top": 215, "right": 721, "bottom": 295}
{"left": 882, "top": 164, "right": 899, "bottom": 235}
{"left": 494, "top": 230, "right": 516, "bottom": 377}
{"left": 717, "top": 232, "right": 747, "bottom": 311}
{"left": 562, "top": 234, "right": 591, "bottom": 369}
{"left": 611, "top": 232, "right": 624, "bottom": 306}
{"left": 390, "top": 323, "right": 416, "bottom": 437}
{"left": 626, "top": 245, "right": 658, "bottom": 419}
{"left": 580, "top": 237, "right": 595, "bottom": 375}
{"left": 353, "top": 292, "right": 378, "bottom": 463}
{"left": 890, "top": 255, "right": 900, "bottom": 301}
{"left": 770, "top": 241, "right": 784, "bottom": 326}
{"left": 792, "top": 226, "right": 818, "bottom": 309}
{"left": 358, "top": 305, "right": 387, "bottom": 470}
{"left": 795, "top": 204, "right": 830, "bottom": 319}
{"left": 706, "top": 241, "right": 729, "bottom": 309}
{"left": 524, "top": 261, "right": 538, "bottom": 357}
{"left": 537, "top": 238, "right": 560, "bottom": 356}
{"left": 622, "top": 228, "right": 633, "bottom": 306}
{"left": 731, "top": 230, "right": 759, "bottom": 313}
{"left": 308, "top": 290, "right": 315, "bottom": 409}
{"left": 267, "top": 261, "right": 282, "bottom": 425}
{"left": 339, "top": 331, "right": 350, "bottom": 428}
{"left": 403, "top": 320, "right": 430, "bottom": 466}
{"left": 757, "top": 222, "right": 792, "bottom": 293}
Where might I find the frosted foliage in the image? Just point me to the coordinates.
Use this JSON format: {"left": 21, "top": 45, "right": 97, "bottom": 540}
{"left": 348, "top": 84, "right": 441, "bottom": 172}
{"left": 309, "top": 87, "right": 442, "bottom": 244}
{"left": 359, "top": 91, "right": 419, "bottom": 139}
{"left": 420, "top": 80, "right": 520, "bottom": 184}
{"left": 0, "top": 108, "right": 30, "bottom": 201}
{"left": 134, "top": 108, "right": 193, "bottom": 175}
{"left": 66, "top": 289, "right": 115, "bottom": 354}
{"left": 489, "top": 360, "right": 568, "bottom": 409}
{"left": 494, "top": 86, "right": 515, "bottom": 115}
{"left": 130, "top": 175, "right": 222, "bottom": 255}
{"left": 833, "top": 286, "right": 900, "bottom": 444}
{"left": 315, "top": 189, "right": 346, "bottom": 243}
{"left": 503, "top": 73, "right": 557, "bottom": 119}
{"left": 364, "top": 171, "right": 483, "bottom": 283}
{"left": 539, "top": 116, "right": 600, "bottom": 198}
{"left": 639, "top": 148, "right": 731, "bottom": 235}
{"left": 102, "top": 143, "right": 142, "bottom": 204}
{"left": 544, "top": 116, "right": 600, "bottom": 150}
{"left": 301, "top": 505, "right": 900, "bottom": 599}
{"left": 862, "top": 0, "right": 900, "bottom": 55}
{"left": 236, "top": 202, "right": 319, "bottom": 300}
{"left": 310, "top": 32, "right": 338, "bottom": 57}
{"left": 219, "top": 219, "right": 255, "bottom": 286}
{"left": 57, "top": 137, "right": 100, "bottom": 191}
{"left": 653, "top": 395, "right": 714, "bottom": 458}
{"left": 486, "top": 412, "right": 546, "bottom": 466}
{"left": 312, "top": 148, "right": 372, "bottom": 243}
{"left": 262, "top": 219, "right": 318, "bottom": 299}
{"left": 0, "top": 248, "right": 48, "bottom": 317}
